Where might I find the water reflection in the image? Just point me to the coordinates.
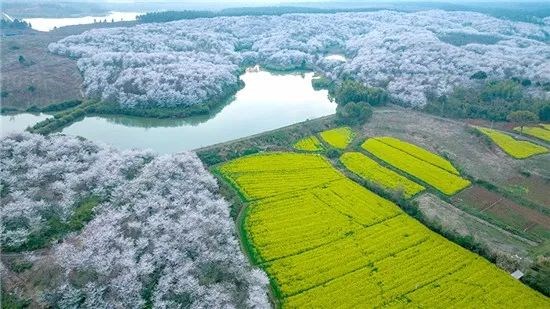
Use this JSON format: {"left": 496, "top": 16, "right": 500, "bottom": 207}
{"left": 24, "top": 11, "right": 141, "bottom": 32}
{"left": 0, "top": 113, "right": 49, "bottom": 137}
{"left": 62, "top": 69, "right": 336, "bottom": 153}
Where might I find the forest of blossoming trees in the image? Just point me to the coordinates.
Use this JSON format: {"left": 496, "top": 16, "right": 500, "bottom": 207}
{"left": 48, "top": 10, "right": 549, "bottom": 108}
{"left": 0, "top": 133, "right": 269, "bottom": 307}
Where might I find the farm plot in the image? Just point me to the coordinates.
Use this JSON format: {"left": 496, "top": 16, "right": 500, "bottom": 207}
{"left": 293, "top": 135, "right": 324, "bottom": 151}
{"left": 319, "top": 127, "right": 353, "bottom": 149}
{"left": 515, "top": 126, "right": 550, "bottom": 142}
{"left": 373, "top": 136, "right": 459, "bottom": 174}
{"left": 362, "top": 138, "right": 470, "bottom": 195}
{"left": 218, "top": 152, "right": 547, "bottom": 307}
{"left": 340, "top": 152, "right": 425, "bottom": 198}
{"left": 453, "top": 186, "right": 550, "bottom": 241}
{"left": 476, "top": 126, "right": 548, "bottom": 159}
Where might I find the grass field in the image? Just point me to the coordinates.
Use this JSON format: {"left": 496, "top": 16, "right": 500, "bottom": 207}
{"left": 319, "top": 127, "right": 353, "bottom": 149}
{"left": 218, "top": 152, "right": 547, "bottom": 307}
{"left": 373, "top": 136, "right": 460, "bottom": 174}
{"left": 362, "top": 138, "right": 470, "bottom": 195}
{"left": 515, "top": 126, "right": 550, "bottom": 142}
{"left": 293, "top": 135, "right": 324, "bottom": 151}
{"left": 476, "top": 127, "right": 548, "bottom": 159}
{"left": 340, "top": 152, "right": 425, "bottom": 198}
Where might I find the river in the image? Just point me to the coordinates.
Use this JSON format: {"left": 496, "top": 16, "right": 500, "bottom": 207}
{"left": 24, "top": 11, "right": 141, "bottom": 32}
{"left": 0, "top": 69, "right": 335, "bottom": 152}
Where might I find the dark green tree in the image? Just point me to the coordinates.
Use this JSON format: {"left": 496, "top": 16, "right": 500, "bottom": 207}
{"left": 334, "top": 80, "right": 388, "bottom": 106}
{"left": 336, "top": 101, "right": 373, "bottom": 125}
{"left": 507, "top": 110, "right": 538, "bottom": 134}
{"left": 539, "top": 104, "right": 550, "bottom": 122}
{"left": 470, "top": 71, "right": 487, "bottom": 80}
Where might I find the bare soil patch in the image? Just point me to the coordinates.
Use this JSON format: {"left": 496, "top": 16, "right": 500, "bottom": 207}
{"left": 453, "top": 186, "right": 550, "bottom": 240}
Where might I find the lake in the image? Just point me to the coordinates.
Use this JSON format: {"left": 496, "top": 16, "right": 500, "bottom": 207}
{"left": 59, "top": 69, "right": 335, "bottom": 153}
{"left": 1, "top": 113, "right": 50, "bottom": 137}
{"left": 24, "top": 11, "right": 141, "bottom": 32}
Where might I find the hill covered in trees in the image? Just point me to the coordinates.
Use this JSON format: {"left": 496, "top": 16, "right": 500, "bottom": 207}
{"left": 0, "top": 133, "right": 269, "bottom": 308}
{"left": 49, "top": 10, "right": 549, "bottom": 110}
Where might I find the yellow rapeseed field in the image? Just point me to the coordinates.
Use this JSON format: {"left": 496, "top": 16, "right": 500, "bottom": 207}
{"left": 340, "top": 152, "right": 424, "bottom": 198}
{"left": 293, "top": 135, "right": 324, "bottom": 151}
{"left": 373, "top": 136, "right": 459, "bottom": 174}
{"left": 218, "top": 152, "right": 548, "bottom": 308}
{"left": 362, "top": 138, "right": 470, "bottom": 195}
{"left": 319, "top": 127, "right": 353, "bottom": 149}
{"left": 514, "top": 126, "right": 550, "bottom": 142}
{"left": 477, "top": 126, "right": 548, "bottom": 159}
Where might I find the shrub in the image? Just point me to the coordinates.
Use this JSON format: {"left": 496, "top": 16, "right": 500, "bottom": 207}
{"left": 336, "top": 102, "right": 373, "bottom": 125}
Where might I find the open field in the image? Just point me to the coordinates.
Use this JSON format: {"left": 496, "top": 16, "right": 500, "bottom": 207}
{"left": 415, "top": 193, "right": 537, "bottom": 266}
{"left": 516, "top": 126, "right": 550, "bottom": 142}
{"left": 319, "top": 126, "right": 353, "bottom": 149}
{"left": 1, "top": 30, "right": 83, "bottom": 110}
{"left": 361, "top": 108, "right": 550, "bottom": 207}
{"left": 1, "top": 22, "right": 135, "bottom": 111}
{"left": 362, "top": 138, "right": 470, "bottom": 195}
{"left": 293, "top": 135, "right": 324, "bottom": 151}
{"left": 505, "top": 175, "right": 550, "bottom": 208}
{"left": 217, "top": 152, "right": 548, "bottom": 307}
{"left": 340, "top": 152, "right": 425, "bottom": 198}
{"left": 200, "top": 106, "right": 550, "bottom": 297}
{"left": 476, "top": 127, "right": 548, "bottom": 159}
{"left": 453, "top": 186, "right": 550, "bottom": 242}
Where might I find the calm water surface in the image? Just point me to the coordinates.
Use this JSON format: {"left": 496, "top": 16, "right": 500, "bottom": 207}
{"left": 60, "top": 70, "right": 336, "bottom": 153}
{"left": 24, "top": 12, "right": 141, "bottom": 32}
{"left": 1, "top": 113, "right": 49, "bottom": 137}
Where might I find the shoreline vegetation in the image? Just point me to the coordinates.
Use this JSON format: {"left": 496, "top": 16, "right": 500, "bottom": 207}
{"left": 20, "top": 66, "right": 391, "bottom": 135}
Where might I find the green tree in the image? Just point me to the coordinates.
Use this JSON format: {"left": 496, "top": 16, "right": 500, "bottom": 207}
{"left": 336, "top": 101, "right": 373, "bottom": 125}
{"left": 470, "top": 71, "right": 487, "bottom": 80}
{"left": 507, "top": 110, "right": 538, "bottom": 134}
{"left": 334, "top": 80, "right": 388, "bottom": 106}
{"left": 539, "top": 104, "right": 550, "bottom": 122}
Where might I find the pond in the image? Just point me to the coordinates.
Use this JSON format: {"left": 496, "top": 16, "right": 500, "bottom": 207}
{"left": 59, "top": 69, "right": 336, "bottom": 153}
{"left": 1, "top": 113, "right": 50, "bottom": 137}
{"left": 24, "top": 11, "right": 141, "bottom": 32}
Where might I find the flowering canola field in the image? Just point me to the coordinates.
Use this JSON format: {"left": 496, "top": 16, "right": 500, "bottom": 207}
{"left": 319, "top": 127, "right": 353, "bottom": 149}
{"left": 362, "top": 138, "right": 470, "bottom": 195}
{"left": 514, "top": 126, "right": 550, "bottom": 142}
{"left": 219, "top": 152, "right": 547, "bottom": 308}
{"left": 293, "top": 136, "right": 324, "bottom": 151}
{"left": 477, "top": 127, "right": 548, "bottom": 159}
{"left": 340, "top": 152, "right": 425, "bottom": 198}
{"left": 373, "top": 136, "right": 459, "bottom": 174}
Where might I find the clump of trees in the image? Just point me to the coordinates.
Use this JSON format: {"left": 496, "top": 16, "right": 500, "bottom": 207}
{"left": 333, "top": 80, "right": 388, "bottom": 107}
{"left": 0, "top": 18, "right": 30, "bottom": 30}
{"left": 424, "top": 79, "right": 549, "bottom": 121}
{"left": 336, "top": 101, "right": 373, "bottom": 125}
{"left": 324, "top": 79, "right": 386, "bottom": 125}
{"left": 0, "top": 133, "right": 269, "bottom": 308}
{"left": 49, "top": 10, "right": 549, "bottom": 110}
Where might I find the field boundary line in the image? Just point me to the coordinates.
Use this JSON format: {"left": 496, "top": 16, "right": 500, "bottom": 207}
{"left": 285, "top": 237, "right": 431, "bottom": 299}
{"left": 427, "top": 195, "right": 539, "bottom": 246}
{"left": 372, "top": 137, "right": 460, "bottom": 175}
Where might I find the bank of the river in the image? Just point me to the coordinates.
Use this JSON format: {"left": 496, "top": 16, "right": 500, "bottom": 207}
{"left": 12, "top": 69, "right": 336, "bottom": 153}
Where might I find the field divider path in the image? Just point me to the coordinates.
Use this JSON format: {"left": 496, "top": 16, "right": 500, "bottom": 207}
{"left": 284, "top": 237, "right": 431, "bottom": 299}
